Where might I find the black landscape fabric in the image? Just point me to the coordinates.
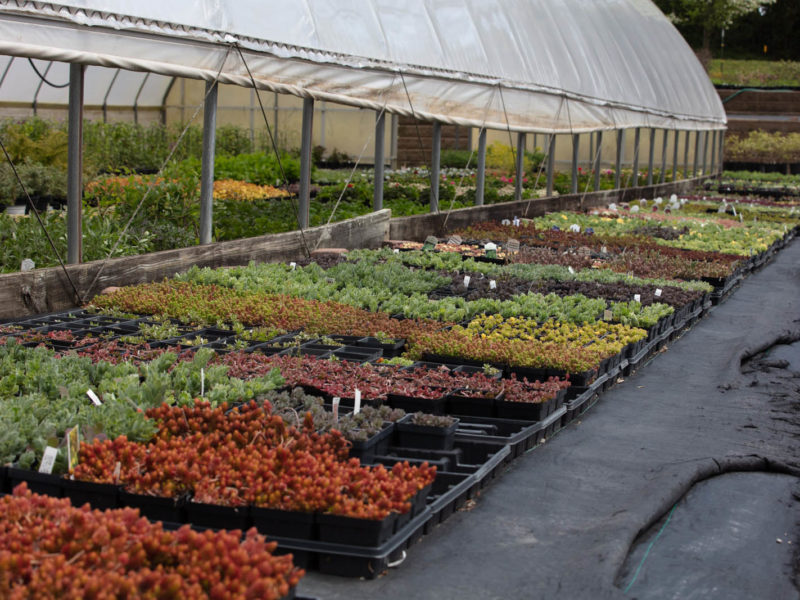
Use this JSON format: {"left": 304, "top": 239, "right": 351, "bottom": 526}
{"left": 299, "top": 239, "right": 800, "bottom": 600}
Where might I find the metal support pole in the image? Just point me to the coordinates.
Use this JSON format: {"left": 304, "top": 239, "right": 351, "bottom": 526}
{"left": 430, "top": 121, "right": 441, "bottom": 213}
{"left": 515, "top": 132, "right": 526, "bottom": 202}
{"left": 297, "top": 97, "right": 314, "bottom": 229}
{"left": 390, "top": 114, "right": 399, "bottom": 170}
{"left": 546, "top": 134, "right": 556, "bottom": 197}
{"left": 672, "top": 130, "right": 679, "bottom": 183}
{"left": 647, "top": 128, "right": 655, "bottom": 186}
{"left": 199, "top": 80, "right": 218, "bottom": 245}
{"left": 373, "top": 111, "right": 385, "bottom": 211}
{"left": 570, "top": 134, "right": 580, "bottom": 194}
{"left": 692, "top": 130, "right": 700, "bottom": 178}
{"left": 660, "top": 129, "right": 668, "bottom": 184}
{"left": 710, "top": 130, "right": 717, "bottom": 177}
{"left": 615, "top": 130, "right": 623, "bottom": 190}
{"left": 632, "top": 127, "right": 641, "bottom": 187}
{"left": 593, "top": 131, "right": 602, "bottom": 191}
{"left": 67, "top": 63, "right": 84, "bottom": 264}
{"left": 683, "top": 130, "right": 690, "bottom": 180}
{"left": 719, "top": 131, "right": 725, "bottom": 173}
{"left": 476, "top": 128, "right": 487, "bottom": 206}
{"left": 701, "top": 129, "right": 709, "bottom": 176}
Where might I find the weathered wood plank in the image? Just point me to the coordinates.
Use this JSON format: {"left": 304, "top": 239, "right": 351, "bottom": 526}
{"left": 0, "top": 210, "right": 390, "bottom": 319}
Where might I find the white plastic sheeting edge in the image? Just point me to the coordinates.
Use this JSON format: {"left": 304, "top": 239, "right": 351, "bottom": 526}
{"left": 0, "top": 1, "right": 726, "bottom": 133}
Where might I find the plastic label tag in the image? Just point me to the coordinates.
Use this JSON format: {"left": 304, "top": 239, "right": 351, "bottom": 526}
{"left": 393, "top": 248, "right": 400, "bottom": 254}
{"left": 86, "top": 389, "right": 102, "bottom": 406}
{"left": 501, "top": 218, "right": 511, "bottom": 226}
{"left": 655, "top": 288, "right": 662, "bottom": 297}
{"left": 506, "top": 238, "right": 520, "bottom": 253}
{"left": 568, "top": 266, "right": 575, "bottom": 274}
{"left": 489, "top": 280, "right": 497, "bottom": 290}
{"left": 603, "top": 310, "right": 613, "bottom": 321}
{"left": 113, "top": 461, "right": 121, "bottom": 484}
{"left": 513, "top": 217, "right": 521, "bottom": 227}
{"left": 447, "top": 234, "right": 462, "bottom": 246}
{"left": 332, "top": 397, "right": 340, "bottom": 423}
{"left": 39, "top": 446, "right": 58, "bottom": 474}
{"left": 739, "top": 213, "right": 743, "bottom": 223}
{"left": 633, "top": 294, "right": 641, "bottom": 303}
{"left": 569, "top": 224, "right": 581, "bottom": 233}
{"left": 353, "top": 389, "right": 362, "bottom": 415}
{"left": 732, "top": 206, "right": 737, "bottom": 216}
{"left": 601, "top": 246, "right": 608, "bottom": 254}
{"left": 463, "top": 275, "right": 471, "bottom": 288}
{"left": 289, "top": 262, "right": 297, "bottom": 270}
{"left": 200, "top": 368, "right": 205, "bottom": 397}
{"left": 66, "top": 426, "right": 80, "bottom": 471}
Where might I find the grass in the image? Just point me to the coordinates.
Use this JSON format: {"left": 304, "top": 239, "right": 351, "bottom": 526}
{"left": 708, "top": 59, "right": 800, "bottom": 88}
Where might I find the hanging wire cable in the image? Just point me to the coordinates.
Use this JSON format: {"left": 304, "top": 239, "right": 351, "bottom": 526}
{"left": 0, "top": 137, "right": 82, "bottom": 304}
{"left": 497, "top": 86, "right": 519, "bottom": 171}
{"left": 523, "top": 95, "right": 566, "bottom": 217}
{"left": 27, "top": 58, "right": 69, "bottom": 88}
{"left": 313, "top": 83, "right": 395, "bottom": 251}
{"left": 234, "top": 44, "right": 311, "bottom": 257}
{"left": 82, "top": 47, "right": 233, "bottom": 301}
{"left": 399, "top": 73, "right": 436, "bottom": 204}
{"left": 438, "top": 87, "right": 498, "bottom": 235}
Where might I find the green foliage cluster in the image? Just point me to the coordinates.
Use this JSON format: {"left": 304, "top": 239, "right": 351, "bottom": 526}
{"left": 0, "top": 341, "right": 282, "bottom": 472}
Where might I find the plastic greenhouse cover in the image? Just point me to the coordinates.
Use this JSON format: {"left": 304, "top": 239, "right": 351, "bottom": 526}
{"left": 0, "top": 0, "right": 725, "bottom": 133}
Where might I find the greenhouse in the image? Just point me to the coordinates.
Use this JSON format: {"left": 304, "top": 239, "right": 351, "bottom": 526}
{"left": 0, "top": 1, "right": 798, "bottom": 599}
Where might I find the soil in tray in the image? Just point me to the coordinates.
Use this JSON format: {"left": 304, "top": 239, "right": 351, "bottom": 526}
{"left": 433, "top": 271, "right": 702, "bottom": 308}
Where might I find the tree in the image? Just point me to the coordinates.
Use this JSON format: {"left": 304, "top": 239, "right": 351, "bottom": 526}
{"left": 654, "top": 0, "right": 776, "bottom": 53}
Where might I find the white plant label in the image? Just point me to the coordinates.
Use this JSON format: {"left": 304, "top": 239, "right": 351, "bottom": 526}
{"left": 447, "top": 235, "right": 462, "bottom": 246}
{"left": 393, "top": 248, "right": 400, "bottom": 254}
{"left": 501, "top": 218, "right": 511, "bottom": 226}
{"left": 603, "top": 310, "right": 613, "bottom": 321}
{"left": 601, "top": 246, "right": 608, "bottom": 254}
{"left": 39, "top": 446, "right": 58, "bottom": 474}
{"left": 569, "top": 224, "right": 580, "bottom": 233}
{"left": 86, "top": 389, "right": 102, "bottom": 406}
{"left": 200, "top": 368, "right": 205, "bottom": 397}
{"left": 332, "top": 397, "right": 340, "bottom": 423}
{"left": 634, "top": 294, "right": 641, "bottom": 303}
{"left": 489, "top": 280, "right": 497, "bottom": 290}
{"left": 568, "top": 266, "right": 575, "bottom": 274}
{"left": 113, "top": 461, "right": 121, "bottom": 484}
{"left": 739, "top": 213, "right": 743, "bottom": 223}
{"left": 655, "top": 288, "right": 662, "bottom": 297}
{"left": 463, "top": 275, "right": 471, "bottom": 288}
{"left": 513, "top": 217, "right": 521, "bottom": 227}
{"left": 353, "top": 389, "right": 362, "bottom": 415}
{"left": 289, "top": 262, "right": 297, "bottom": 270}
{"left": 732, "top": 206, "right": 737, "bottom": 216}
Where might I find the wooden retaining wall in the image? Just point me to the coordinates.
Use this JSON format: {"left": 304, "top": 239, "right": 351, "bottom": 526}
{"left": 390, "top": 180, "right": 702, "bottom": 241}
{"left": 0, "top": 210, "right": 390, "bottom": 320}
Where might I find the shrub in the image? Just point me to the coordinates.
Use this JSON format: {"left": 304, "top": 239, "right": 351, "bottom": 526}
{"left": 725, "top": 130, "right": 800, "bottom": 165}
